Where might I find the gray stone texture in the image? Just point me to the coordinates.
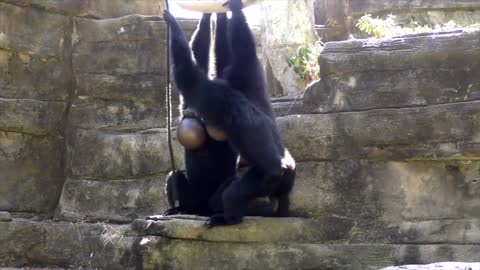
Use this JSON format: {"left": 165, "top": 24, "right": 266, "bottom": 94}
{"left": 2, "top": 218, "right": 480, "bottom": 269}
{"left": 304, "top": 31, "right": 480, "bottom": 113}
{"left": 55, "top": 176, "right": 169, "bottom": 223}
{"left": 68, "top": 129, "right": 183, "bottom": 180}
{"left": 58, "top": 15, "right": 196, "bottom": 222}
{"left": 282, "top": 102, "right": 480, "bottom": 162}
{"left": 0, "top": 2, "right": 70, "bottom": 214}
{"left": 0, "top": 1, "right": 195, "bottom": 220}
{"left": 0, "top": 0, "right": 164, "bottom": 19}
{"left": 0, "top": 219, "right": 135, "bottom": 269}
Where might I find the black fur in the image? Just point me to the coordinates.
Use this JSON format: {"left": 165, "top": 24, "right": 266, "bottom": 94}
{"left": 163, "top": 14, "right": 238, "bottom": 216}
{"left": 208, "top": 0, "right": 296, "bottom": 226}
{"left": 214, "top": 13, "right": 231, "bottom": 78}
{"left": 163, "top": 1, "right": 295, "bottom": 227}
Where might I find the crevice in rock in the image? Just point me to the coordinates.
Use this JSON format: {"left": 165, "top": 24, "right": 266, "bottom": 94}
{"left": 305, "top": 98, "right": 480, "bottom": 115}
{"left": 52, "top": 16, "right": 76, "bottom": 218}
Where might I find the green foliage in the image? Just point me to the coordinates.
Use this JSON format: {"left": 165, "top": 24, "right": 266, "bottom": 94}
{"left": 356, "top": 14, "right": 480, "bottom": 39}
{"left": 287, "top": 41, "right": 323, "bottom": 86}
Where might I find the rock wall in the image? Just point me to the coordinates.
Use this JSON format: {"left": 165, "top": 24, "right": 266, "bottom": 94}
{"left": 297, "top": 29, "right": 480, "bottom": 259}
{"left": 314, "top": 0, "right": 480, "bottom": 41}
{"left": 0, "top": 0, "right": 196, "bottom": 221}
{"left": 1, "top": 1, "right": 480, "bottom": 269}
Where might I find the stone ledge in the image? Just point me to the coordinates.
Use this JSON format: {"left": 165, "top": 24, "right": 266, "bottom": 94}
{"left": 304, "top": 31, "right": 480, "bottom": 113}
{"left": 291, "top": 161, "right": 480, "bottom": 225}
{"left": 1, "top": 218, "right": 480, "bottom": 269}
{"left": 280, "top": 101, "right": 480, "bottom": 162}
{"left": 132, "top": 215, "right": 353, "bottom": 243}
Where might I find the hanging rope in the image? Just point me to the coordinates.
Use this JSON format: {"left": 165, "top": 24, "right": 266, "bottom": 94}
{"left": 164, "top": 0, "right": 176, "bottom": 171}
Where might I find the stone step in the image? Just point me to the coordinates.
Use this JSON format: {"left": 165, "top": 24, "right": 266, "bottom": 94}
{"left": 2, "top": 217, "right": 480, "bottom": 270}
{"left": 280, "top": 101, "right": 480, "bottom": 162}
{"left": 132, "top": 216, "right": 353, "bottom": 243}
{"left": 304, "top": 30, "right": 480, "bottom": 113}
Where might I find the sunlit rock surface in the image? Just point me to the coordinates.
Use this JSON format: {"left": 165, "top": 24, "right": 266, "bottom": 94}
{"left": 260, "top": 0, "right": 317, "bottom": 95}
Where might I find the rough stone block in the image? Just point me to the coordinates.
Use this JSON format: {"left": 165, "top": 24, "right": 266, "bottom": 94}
{"left": 74, "top": 15, "right": 164, "bottom": 43}
{"left": 2, "top": 218, "right": 480, "bottom": 269}
{"left": 0, "top": 99, "right": 66, "bottom": 213}
{"left": 393, "top": 245, "right": 480, "bottom": 265}
{"left": 73, "top": 38, "right": 166, "bottom": 75}
{"left": 0, "top": 50, "right": 71, "bottom": 100}
{"left": 398, "top": 219, "right": 480, "bottom": 244}
{"left": 280, "top": 102, "right": 480, "bottom": 161}
{"left": 139, "top": 239, "right": 480, "bottom": 270}
{"left": 0, "top": 219, "right": 134, "bottom": 268}
{"left": 0, "top": 0, "right": 164, "bottom": 19}
{"left": 0, "top": 99, "right": 66, "bottom": 135}
{"left": 0, "top": 131, "right": 64, "bottom": 213}
{"left": 291, "top": 160, "right": 480, "bottom": 239}
{"left": 68, "top": 99, "right": 167, "bottom": 131}
{"left": 71, "top": 16, "right": 194, "bottom": 130}
{"left": 73, "top": 16, "right": 196, "bottom": 75}
{"left": 55, "top": 176, "right": 168, "bottom": 222}
{"left": 304, "top": 31, "right": 480, "bottom": 113}
{"left": 75, "top": 73, "right": 180, "bottom": 121}
{"left": 0, "top": 3, "right": 69, "bottom": 56}
{"left": 68, "top": 129, "right": 183, "bottom": 180}
{"left": 76, "top": 73, "right": 165, "bottom": 104}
